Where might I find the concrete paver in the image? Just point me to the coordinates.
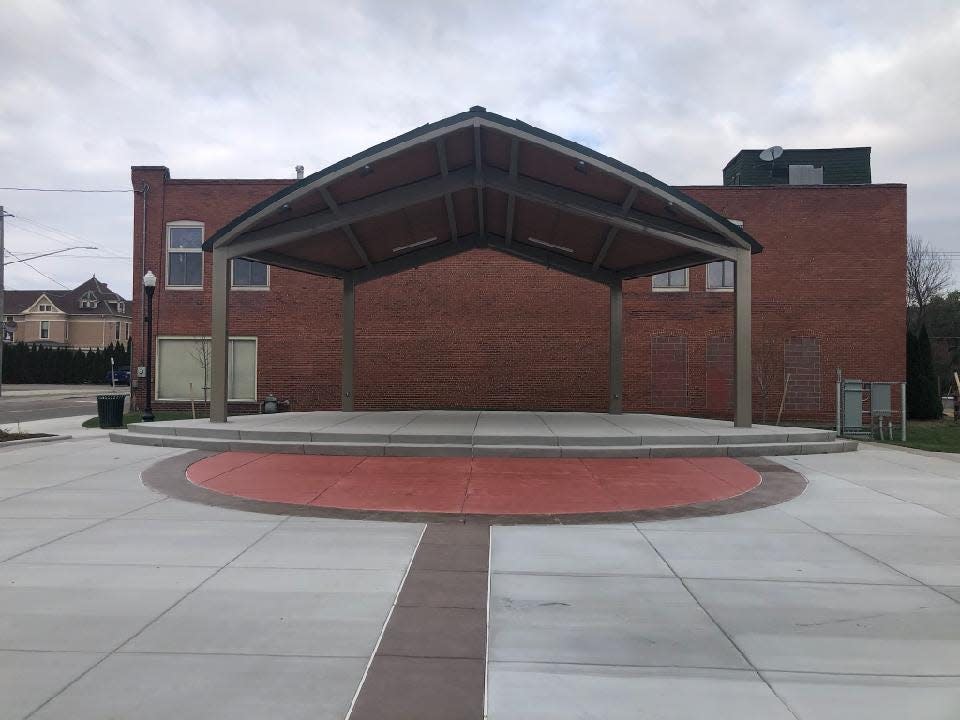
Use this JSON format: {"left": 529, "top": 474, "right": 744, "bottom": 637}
{"left": 0, "top": 438, "right": 420, "bottom": 719}
{"left": 230, "top": 522, "right": 424, "bottom": 570}
{"left": 763, "top": 672, "right": 960, "bottom": 720}
{"left": 491, "top": 524, "right": 671, "bottom": 576}
{"left": 487, "top": 445, "right": 960, "bottom": 718}
{"left": 487, "top": 664, "right": 796, "bottom": 720}
{"left": 643, "top": 529, "right": 914, "bottom": 584}
{"left": 124, "top": 567, "right": 404, "bottom": 657}
{"left": 833, "top": 533, "right": 960, "bottom": 586}
{"left": 15, "top": 517, "right": 283, "bottom": 567}
{"left": 28, "top": 653, "right": 368, "bottom": 720}
{"left": 489, "top": 573, "right": 749, "bottom": 668}
{"left": 685, "top": 579, "right": 960, "bottom": 674}
{"left": 0, "top": 563, "right": 215, "bottom": 651}
{"left": 0, "top": 651, "right": 104, "bottom": 720}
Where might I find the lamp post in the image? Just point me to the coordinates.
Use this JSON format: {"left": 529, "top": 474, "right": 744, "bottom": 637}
{"left": 142, "top": 270, "right": 157, "bottom": 422}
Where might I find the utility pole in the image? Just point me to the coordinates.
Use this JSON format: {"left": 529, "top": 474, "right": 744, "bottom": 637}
{"left": 0, "top": 205, "right": 5, "bottom": 398}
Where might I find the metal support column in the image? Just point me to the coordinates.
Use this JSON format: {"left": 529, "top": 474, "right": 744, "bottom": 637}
{"left": 734, "top": 248, "right": 752, "bottom": 428}
{"left": 209, "top": 248, "right": 230, "bottom": 423}
{"left": 342, "top": 277, "right": 355, "bottom": 411}
{"left": 609, "top": 278, "right": 623, "bottom": 414}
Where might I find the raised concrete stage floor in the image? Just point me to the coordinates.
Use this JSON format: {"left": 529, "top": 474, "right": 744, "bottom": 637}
{"left": 112, "top": 411, "right": 856, "bottom": 457}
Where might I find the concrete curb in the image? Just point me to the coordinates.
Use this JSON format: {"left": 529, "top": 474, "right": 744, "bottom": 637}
{"left": 112, "top": 429, "right": 857, "bottom": 457}
{"left": 0, "top": 434, "right": 73, "bottom": 449}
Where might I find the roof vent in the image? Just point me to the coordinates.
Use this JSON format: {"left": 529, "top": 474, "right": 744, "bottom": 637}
{"left": 295, "top": 165, "right": 304, "bottom": 180}
{"left": 469, "top": 105, "right": 486, "bottom": 112}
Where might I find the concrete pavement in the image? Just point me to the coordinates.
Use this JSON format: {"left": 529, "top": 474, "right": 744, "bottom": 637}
{"left": 0, "top": 437, "right": 959, "bottom": 718}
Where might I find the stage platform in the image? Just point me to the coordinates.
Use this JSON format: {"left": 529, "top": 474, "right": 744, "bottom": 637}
{"left": 111, "top": 410, "right": 855, "bottom": 457}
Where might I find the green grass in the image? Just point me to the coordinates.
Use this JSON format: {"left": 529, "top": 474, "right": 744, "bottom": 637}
{"left": 82, "top": 410, "right": 201, "bottom": 429}
{"left": 880, "top": 419, "right": 960, "bottom": 453}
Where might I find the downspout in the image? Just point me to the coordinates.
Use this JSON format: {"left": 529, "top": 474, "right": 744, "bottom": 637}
{"left": 134, "top": 182, "right": 148, "bottom": 411}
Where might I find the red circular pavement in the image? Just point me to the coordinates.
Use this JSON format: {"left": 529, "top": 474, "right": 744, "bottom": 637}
{"left": 185, "top": 453, "right": 761, "bottom": 515}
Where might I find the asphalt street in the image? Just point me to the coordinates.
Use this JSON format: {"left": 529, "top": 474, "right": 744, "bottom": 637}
{"left": 0, "top": 386, "right": 127, "bottom": 426}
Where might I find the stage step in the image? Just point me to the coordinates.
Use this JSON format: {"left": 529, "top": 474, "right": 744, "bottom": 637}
{"left": 112, "top": 428, "right": 856, "bottom": 457}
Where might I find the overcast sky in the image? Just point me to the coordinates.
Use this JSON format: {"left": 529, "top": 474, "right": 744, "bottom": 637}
{"left": 2, "top": 0, "right": 958, "bottom": 298}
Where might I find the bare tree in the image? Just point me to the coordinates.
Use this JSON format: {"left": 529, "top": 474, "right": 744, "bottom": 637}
{"left": 189, "top": 339, "right": 212, "bottom": 402}
{"left": 907, "top": 234, "right": 952, "bottom": 331}
{"left": 753, "top": 338, "right": 782, "bottom": 424}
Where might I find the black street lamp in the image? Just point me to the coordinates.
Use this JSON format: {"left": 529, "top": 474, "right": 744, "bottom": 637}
{"left": 142, "top": 270, "right": 157, "bottom": 422}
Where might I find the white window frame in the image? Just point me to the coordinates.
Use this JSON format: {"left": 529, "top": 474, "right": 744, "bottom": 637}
{"left": 40, "top": 320, "right": 50, "bottom": 339}
{"left": 155, "top": 335, "right": 258, "bottom": 402}
{"left": 652, "top": 268, "right": 689, "bottom": 293}
{"left": 166, "top": 221, "right": 205, "bottom": 290}
{"left": 706, "top": 260, "right": 735, "bottom": 292}
{"left": 231, "top": 258, "right": 271, "bottom": 291}
{"left": 38, "top": 303, "right": 53, "bottom": 312}
{"left": 705, "top": 219, "right": 743, "bottom": 293}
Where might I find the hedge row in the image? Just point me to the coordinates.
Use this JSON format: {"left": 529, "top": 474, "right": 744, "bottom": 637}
{"left": 1, "top": 341, "right": 131, "bottom": 385}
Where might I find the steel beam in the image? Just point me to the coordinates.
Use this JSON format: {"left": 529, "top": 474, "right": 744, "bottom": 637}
{"left": 617, "top": 251, "right": 716, "bottom": 279}
{"left": 593, "top": 187, "right": 638, "bottom": 270}
{"left": 474, "top": 124, "right": 485, "bottom": 237}
{"left": 435, "top": 138, "right": 459, "bottom": 243}
{"left": 483, "top": 167, "right": 738, "bottom": 261}
{"left": 209, "top": 248, "right": 230, "bottom": 423}
{"left": 734, "top": 247, "right": 752, "bottom": 428}
{"left": 228, "top": 166, "right": 476, "bottom": 257}
{"left": 351, "top": 234, "right": 482, "bottom": 285}
{"left": 319, "top": 187, "right": 371, "bottom": 268}
{"left": 244, "top": 250, "right": 345, "bottom": 278}
{"left": 609, "top": 278, "right": 623, "bottom": 414}
{"left": 342, "top": 277, "right": 355, "bottom": 411}
{"left": 485, "top": 235, "right": 619, "bottom": 286}
{"left": 504, "top": 137, "right": 519, "bottom": 245}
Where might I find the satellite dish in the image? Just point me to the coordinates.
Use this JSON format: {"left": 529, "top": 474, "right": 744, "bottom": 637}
{"left": 758, "top": 146, "right": 784, "bottom": 162}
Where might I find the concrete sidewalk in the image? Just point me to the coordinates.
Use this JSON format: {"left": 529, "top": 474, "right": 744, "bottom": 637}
{"left": 1, "top": 438, "right": 959, "bottom": 718}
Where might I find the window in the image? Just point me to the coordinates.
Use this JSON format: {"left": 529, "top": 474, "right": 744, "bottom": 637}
{"left": 40, "top": 321, "right": 49, "bottom": 339}
{"left": 232, "top": 258, "right": 269, "bottom": 288}
{"left": 156, "top": 337, "right": 256, "bottom": 401}
{"left": 115, "top": 322, "right": 121, "bottom": 341}
{"left": 79, "top": 292, "right": 97, "bottom": 309}
{"left": 125, "top": 322, "right": 131, "bottom": 339}
{"left": 707, "top": 260, "right": 735, "bottom": 290}
{"left": 166, "top": 223, "right": 204, "bottom": 287}
{"left": 652, "top": 269, "right": 688, "bottom": 291}
{"left": 38, "top": 303, "right": 53, "bottom": 312}
{"left": 117, "top": 302, "right": 125, "bottom": 313}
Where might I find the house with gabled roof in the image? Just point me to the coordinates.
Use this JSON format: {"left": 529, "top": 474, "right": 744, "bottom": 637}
{"left": 3, "top": 276, "right": 131, "bottom": 349}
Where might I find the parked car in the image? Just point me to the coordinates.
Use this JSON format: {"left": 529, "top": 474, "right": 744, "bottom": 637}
{"left": 104, "top": 366, "right": 131, "bottom": 385}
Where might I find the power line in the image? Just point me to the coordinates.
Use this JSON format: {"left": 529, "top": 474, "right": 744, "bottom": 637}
{"left": 8, "top": 215, "right": 127, "bottom": 259}
{"left": 3, "top": 248, "right": 69, "bottom": 288}
{"left": 0, "top": 187, "right": 133, "bottom": 193}
{"left": 4, "top": 250, "right": 131, "bottom": 259}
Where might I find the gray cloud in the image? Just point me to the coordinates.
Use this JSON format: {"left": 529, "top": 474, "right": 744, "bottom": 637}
{"left": 1, "top": 0, "right": 957, "bottom": 297}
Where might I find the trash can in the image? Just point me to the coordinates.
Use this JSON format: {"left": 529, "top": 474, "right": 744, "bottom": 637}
{"left": 96, "top": 394, "right": 127, "bottom": 429}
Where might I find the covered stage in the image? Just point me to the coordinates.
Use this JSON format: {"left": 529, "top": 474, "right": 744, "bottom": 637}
{"left": 200, "top": 107, "right": 761, "bottom": 425}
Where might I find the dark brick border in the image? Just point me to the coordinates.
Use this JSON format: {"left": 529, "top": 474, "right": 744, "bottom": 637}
{"left": 141, "top": 452, "right": 807, "bottom": 525}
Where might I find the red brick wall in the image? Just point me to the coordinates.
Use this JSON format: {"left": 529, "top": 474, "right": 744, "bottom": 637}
{"left": 130, "top": 169, "right": 906, "bottom": 422}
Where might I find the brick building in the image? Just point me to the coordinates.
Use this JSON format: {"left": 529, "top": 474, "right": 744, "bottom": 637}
{"left": 4, "top": 276, "right": 131, "bottom": 349}
{"left": 129, "top": 110, "right": 906, "bottom": 423}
